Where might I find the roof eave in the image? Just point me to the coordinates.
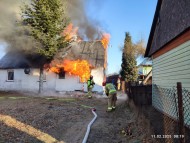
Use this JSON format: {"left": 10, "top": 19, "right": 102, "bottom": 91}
{"left": 145, "top": 0, "right": 163, "bottom": 57}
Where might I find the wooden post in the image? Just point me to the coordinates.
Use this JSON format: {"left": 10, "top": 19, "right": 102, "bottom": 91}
{"left": 39, "top": 67, "right": 43, "bottom": 93}
{"left": 122, "top": 81, "right": 125, "bottom": 93}
{"left": 177, "top": 82, "right": 185, "bottom": 143}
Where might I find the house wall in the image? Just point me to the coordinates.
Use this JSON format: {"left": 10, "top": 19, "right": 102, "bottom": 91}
{"left": 55, "top": 73, "right": 82, "bottom": 91}
{"left": 56, "top": 67, "right": 104, "bottom": 92}
{"left": 0, "top": 67, "right": 104, "bottom": 93}
{"left": 83, "top": 67, "right": 104, "bottom": 93}
{"left": 152, "top": 40, "right": 190, "bottom": 90}
{"left": 143, "top": 66, "right": 152, "bottom": 75}
{"left": 152, "top": 40, "right": 190, "bottom": 126}
{"left": 138, "top": 66, "right": 152, "bottom": 76}
{"left": 0, "top": 69, "right": 40, "bottom": 91}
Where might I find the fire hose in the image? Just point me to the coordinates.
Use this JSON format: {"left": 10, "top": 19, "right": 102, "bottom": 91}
{"left": 82, "top": 108, "right": 97, "bottom": 143}
{"left": 45, "top": 97, "right": 97, "bottom": 143}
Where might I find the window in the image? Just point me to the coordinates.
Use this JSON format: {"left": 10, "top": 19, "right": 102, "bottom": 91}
{"left": 58, "top": 68, "right": 65, "bottom": 79}
{"left": 7, "top": 70, "right": 14, "bottom": 81}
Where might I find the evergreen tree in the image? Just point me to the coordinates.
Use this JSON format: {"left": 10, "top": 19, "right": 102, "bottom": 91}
{"left": 22, "top": 0, "right": 69, "bottom": 93}
{"left": 120, "top": 32, "right": 138, "bottom": 82}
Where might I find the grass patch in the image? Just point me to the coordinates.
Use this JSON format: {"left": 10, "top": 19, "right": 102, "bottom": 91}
{"left": 80, "top": 104, "right": 94, "bottom": 109}
{"left": 58, "top": 98, "right": 76, "bottom": 101}
{"left": 0, "top": 97, "right": 6, "bottom": 100}
{"left": 45, "top": 98, "right": 57, "bottom": 100}
{"left": 8, "top": 97, "right": 28, "bottom": 100}
{"left": 46, "top": 98, "right": 76, "bottom": 102}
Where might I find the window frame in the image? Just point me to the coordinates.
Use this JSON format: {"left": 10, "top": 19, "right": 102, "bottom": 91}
{"left": 7, "top": 70, "right": 14, "bottom": 82}
{"left": 58, "top": 68, "right": 65, "bottom": 79}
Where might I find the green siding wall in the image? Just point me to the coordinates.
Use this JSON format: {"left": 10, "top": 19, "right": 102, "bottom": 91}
{"left": 152, "top": 40, "right": 190, "bottom": 127}
{"left": 153, "top": 40, "right": 190, "bottom": 90}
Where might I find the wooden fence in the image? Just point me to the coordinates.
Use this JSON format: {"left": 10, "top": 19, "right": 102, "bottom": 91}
{"left": 125, "top": 82, "right": 152, "bottom": 106}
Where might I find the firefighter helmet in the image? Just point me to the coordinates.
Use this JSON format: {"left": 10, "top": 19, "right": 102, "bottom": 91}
{"left": 102, "top": 81, "right": 106, "bottom": 86}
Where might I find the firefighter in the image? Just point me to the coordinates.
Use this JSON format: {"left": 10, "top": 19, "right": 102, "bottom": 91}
{"left": 87, "top": 75, "right": 95, "bottom": 98}
{"left": 102, "top": 80, "right": 117, "bottom": 112}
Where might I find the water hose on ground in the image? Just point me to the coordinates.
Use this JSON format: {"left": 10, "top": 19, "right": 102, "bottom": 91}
{"left": 82, "top": 108, "right": 97, "bottom": 143}
{"left": 46, "top": 97, "right": 98, "bottom": 143}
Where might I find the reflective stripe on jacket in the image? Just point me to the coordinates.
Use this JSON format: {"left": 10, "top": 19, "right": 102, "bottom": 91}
{"left": 105, "top": 83, "right": 116, "bottom": 94}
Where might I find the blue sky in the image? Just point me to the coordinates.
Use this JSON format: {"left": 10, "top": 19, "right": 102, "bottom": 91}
{"left": 0, "top": 0, "right": 157, "bottom": 74}
{"left": 87, "top": 0, "right": 157, "bottom": 74}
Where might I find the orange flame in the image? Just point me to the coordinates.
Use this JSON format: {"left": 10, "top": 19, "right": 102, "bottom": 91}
{"left": 100, "top": 33, "right": 110, "bottom": 69}
{"left": 101, "top": 33, "right": 110, "bottom": 49}
{"left": 49, "top": 59, "right": 91, "bottom": 82}
{"left": 62, "top": 23, "right": 79, "bottom": 41}
{"left": 50, "top": 67, "right": 60, "bottom": 73}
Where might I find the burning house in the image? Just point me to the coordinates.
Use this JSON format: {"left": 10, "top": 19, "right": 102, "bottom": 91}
{"left": 0, "top": 40, "right": 107, "bottom": 93}
{"left": 0, "top": 0, "right": 110, "bottom": 93}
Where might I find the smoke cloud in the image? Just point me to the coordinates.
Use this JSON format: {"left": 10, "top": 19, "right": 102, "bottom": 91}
{"left": 0, "top": 0, "right": 105, "bottom": 54}
{"left": 0, "top": 0, "right": 38, "bottom": 53}
{"left": 65, "top": 0, "right": 103, "bottom": 40}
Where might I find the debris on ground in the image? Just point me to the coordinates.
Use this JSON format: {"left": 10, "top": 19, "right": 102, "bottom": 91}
{"left": 0, "top": 91, "right": 157, "bottom": 143}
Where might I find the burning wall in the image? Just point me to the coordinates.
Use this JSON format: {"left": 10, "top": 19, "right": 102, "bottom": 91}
{"left": 0, "top": 0, "right": 110, "bottom": 85}
{"left": 47, "top": 40, "right": 107, "bottom": 82}
{"left": 47, "top": 22, "right": 110, "bottom": 83}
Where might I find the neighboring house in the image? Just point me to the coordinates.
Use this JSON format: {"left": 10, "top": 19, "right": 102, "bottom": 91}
{"left": 106, "top": 74, "right": 119, "bottom": 87}
{"left": 145, "top": 0, "right": 190, "bottom": 126}
{"left": 137, "top": 58, "right": 152, "bottom": 84}
{"left": 0, "top": 41, "right": 106, "bottom": 93}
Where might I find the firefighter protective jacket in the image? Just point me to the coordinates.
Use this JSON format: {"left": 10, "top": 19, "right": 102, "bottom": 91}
{"left": 87, "top": 79, "right": 95, "bottom": 88}
{"left": 105, "top": 83, "right": 117, "bottom": 95}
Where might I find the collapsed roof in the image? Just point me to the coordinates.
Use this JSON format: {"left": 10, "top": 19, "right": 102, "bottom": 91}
{"left": 0, "top": 41, "right": 105, "bottom": 69}
{"left": 54, "top": 41, "right": 105, "bottom": 68}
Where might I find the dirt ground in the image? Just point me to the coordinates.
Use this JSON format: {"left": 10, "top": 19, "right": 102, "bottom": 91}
{"left": 0, "top": 91, "right": 157, "bottom": 143}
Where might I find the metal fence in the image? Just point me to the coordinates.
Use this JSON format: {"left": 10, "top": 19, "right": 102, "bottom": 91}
{"left": 182, "top": 88, "right": 190, "bottom": 129}
{"left": 152, "top": 84, "right": 178, "bottom": 121}
{"left": 153, "top": 83, "right": 190, "bottom": 129}
{"left": 127, "top": 82, "right": 190, "bottom": 143}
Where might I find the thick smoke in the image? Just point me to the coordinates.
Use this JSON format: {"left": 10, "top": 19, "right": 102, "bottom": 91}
{"left": 65, "top": 0, "right": 103, "bottom": 40}
{"left": 0, "top": 0, "right": 104, "bottom": 53}
{"left": 0, "top": 0, "right": 37, "bottom": 53}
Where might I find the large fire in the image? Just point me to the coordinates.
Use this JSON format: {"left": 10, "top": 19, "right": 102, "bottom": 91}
{"left": 49, "top": 59, "right": 91, "bottom": 82}
{"left": 100, "top": 33, "right": 110, "bottom": 68}
{"left": 62, "top": 23, "right": 80, "bottom": 42}
{"left": 101, "top": 33, "right": 110, "bottom": 49}
{"left": 57, "top": 24, "right": 111, "bottom": 81}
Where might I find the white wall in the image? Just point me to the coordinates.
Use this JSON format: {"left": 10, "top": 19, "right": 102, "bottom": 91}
{"left": 0, "top": 67, "right": 104, "bottom": 93}
{"left": 83, "top": 67, "right": 104, "bottom": 93}
{"left": 0, "top": 69, "right": 39, "bottom": 91}
{"left": 55, "top": 73, "right": 83, "bottom": 91}
{"left": 56, "top": 67, "right": 104, "bottom": 92}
